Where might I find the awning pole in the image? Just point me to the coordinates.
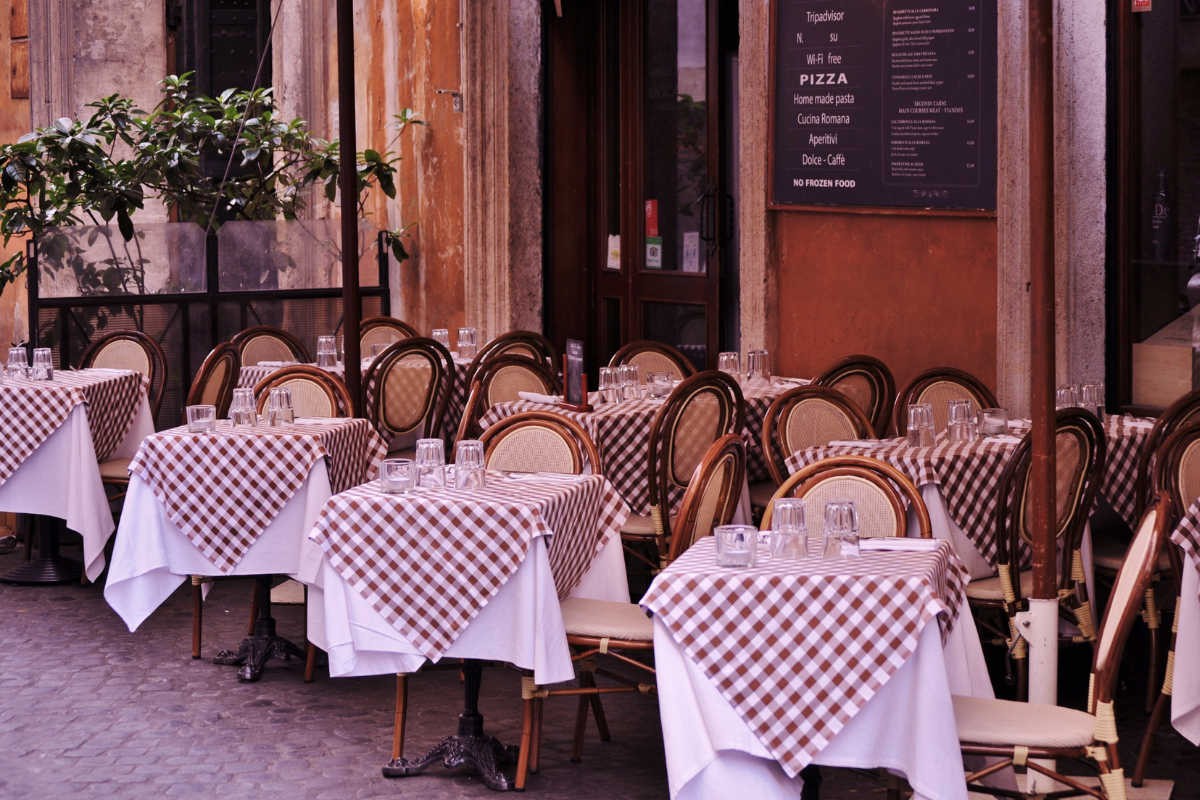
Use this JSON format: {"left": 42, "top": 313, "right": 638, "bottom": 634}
{"left": 336, "top": 0, "right": 362, "bottom": 417}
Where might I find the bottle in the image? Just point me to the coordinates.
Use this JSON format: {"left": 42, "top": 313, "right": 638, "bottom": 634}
{"left": 1151, "top": 166, "right": 1170, "bottom": 262}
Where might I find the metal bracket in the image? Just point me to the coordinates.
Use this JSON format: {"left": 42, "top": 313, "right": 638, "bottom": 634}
{"left": 436, "top": 89, "right": 463, "bottom": 114}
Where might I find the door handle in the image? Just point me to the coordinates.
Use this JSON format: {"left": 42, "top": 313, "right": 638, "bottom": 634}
{"left": 700, "top": 182, "right": 717, "bottom": 254}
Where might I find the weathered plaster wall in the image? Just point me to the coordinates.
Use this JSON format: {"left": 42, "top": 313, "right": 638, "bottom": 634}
{"left": 1, "top": 0, "right": 31, "bottom": 349}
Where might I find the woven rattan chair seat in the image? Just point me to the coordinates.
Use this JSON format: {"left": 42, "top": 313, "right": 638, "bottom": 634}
{"left": 748, "top": 480, "right": 777, "bottom": 509}
{"left": 620, "top": 513, "right": 676, "bottom": 536}
{"left": 965, "top": 569, "right": 1034, "bottom": 602}
{"left": 560, "top": 597, "right": 654, "bottom": 642}
{"left": 953, "top": 696, "right": 1095, "bottom": 748}
{"left": 98, "top": 457, "right": 133, "bottom": 480}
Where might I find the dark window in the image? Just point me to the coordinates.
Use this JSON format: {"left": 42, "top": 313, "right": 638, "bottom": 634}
{"left": 173, "top": 0, "right": 272, "bottom": 97}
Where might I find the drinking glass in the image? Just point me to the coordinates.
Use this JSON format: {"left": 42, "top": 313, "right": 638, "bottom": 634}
{"left": 337, "top": 334, "right": 345, "bottom": 365}
{"left": 770, "top": 498, "right": 808, "bottom": 559}
{"left": 316, "top": 335, "right": 337, "bottom": 368}
{"left": 1055, "top": 385, "right": 1078, "bottom": 410}
{"left": 267, "top": 387, "right": 294, "bottom": 427}
{"left": 718, "top": 352, "right": 741, "bottom": 381}
{"left": 416, "top": 437, "right": 446, "bottom": 488}
{"left": 454, "top": 439, "right": 488, "bottom": 489}
{"left": 1080, "top": 383, "right": 1105, "bottom": 424}
{"left": 746, "top": 349, "right": 771, "bottom": 385}
{"left": 822, "top": 499, "right": 860, "bottom": 559}
{"left": 457, "top": 328, "right": 478, "bottom": 360}
{"left": 230, "top": 388, "right": 258, "bottom": 427}
{"left": 947, "top": 399, "right": 977, "bottom": 444}
{"left": 379, "top": 458, "right": 415, "bottom": 494}
{"left": 620, "top": 363, "right": 641, "bottom": 400}
{"left": 978, "top": 408, "right": 1009, "bottom": 438}
{"left": 186, "top": 404, "right": 217, "bottom": 434}
{"left": 714, "top": 524, "right": 758, "bottom": 568}
{"left": 906, "top": 403, "right": 935, "bottom": 447}
{"left": 31, "top": 348, "right": 53, "bottom": 380}
{"left": 5, "top": 347, "right": 27, "bottom": 380}
{"left": 598, "top": 367, "right": 618, "bottom": 403}
{"left": 432, "top": 328, "right": 451, "bottom": 349}
{"left": 646, "top": 372, "right": 673, "bottom": 399}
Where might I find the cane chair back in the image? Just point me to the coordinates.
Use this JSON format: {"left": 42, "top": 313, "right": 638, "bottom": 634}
{"left": 1153, "top": 421, "right": 1200, "bottom": 527}
{"left": 80, "top": 330, "right": 168, "bottom": 420}
{"left": 465, "top": 330, "right": 557, "bottom": 387}
{"left": 761, "top": 386, "right": 875, "bottom": 485}
{"left": 762, "top": 455, "right": 931, "bottom": 539}
{"left": 253, "top": 366, "right": 350, "bottom": 418}
{"left": 363, "top": 338, "right": 453, "bottom": 440}
{"left": 814, "top": 355, "right": 895, "bottom": 436}
{"left": 609, "top": 340, "right": 697, "bottom": 381}
{"left": 360, "top": 316, "right": 420, "bottom": 355}
{"left": 665, "top": 435, "right": 747, "bottom": 564}
{"left": 481, "top": 412, "right": 601, "bottom": 475}
{"left": 894, "top": 368, "right": 998, "bottom": 435}
{"left": 481, "top": 355, "right": 559, "bottom": 408}
{"left": 232, "top": 325, "right": 311, "bottom": 366}
{"left": 186, "top": 342, "right": 240, "bottom": 419}
{"left": 1135, "top": 389, "right": 1200, "bottom": 517}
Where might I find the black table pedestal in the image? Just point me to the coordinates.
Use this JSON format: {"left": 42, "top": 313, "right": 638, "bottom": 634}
{"left": 0, "top": 515, "right": 83, "bottom": 585}
{"left": 213, "top": 576, "right": 307, "bottom": 682}
{"left": 383, "top": 659, "right": 519, "bottom": 791}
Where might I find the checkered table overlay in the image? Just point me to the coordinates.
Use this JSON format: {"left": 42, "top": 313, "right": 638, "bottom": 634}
{"left": 479, "top": 381, "right": 794, "bottom": 516}
{"left": 784, "top": 416, "right": 1149, "bottom": 568}
{"left": 1171, "top": 502, "right": 1200, "bottom": 604}
{"left": 128, "top": 419, "right": 387, "bottom": 573}
{"left": 0, "top": 369, "right": 148, "bottom": 486}
{"left": 640, "top": 537, "right": 967, "bottom": 776}
{"left": 309, "top": 472, "right": 631, "bottom": 659}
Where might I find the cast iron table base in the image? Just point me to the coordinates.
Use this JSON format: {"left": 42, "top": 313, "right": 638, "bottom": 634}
{"left": 0, "top": 515, "right": 83, "bottom": 585}
{"left": 213, "top": 576, "right": 307, "bottom": 682}
{"left": 383, "top": 660, "right": 519, "bottom": 791}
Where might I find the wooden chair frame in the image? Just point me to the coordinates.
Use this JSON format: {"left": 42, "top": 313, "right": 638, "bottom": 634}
{"left": 480, "top": 411, "right": 602, "bottom": 475}
{"left": 607, "top": 340, "right": 698, "bottom": 381}
{"left": 761, "top": 385, "right": 875, "bottom": 487}
{"left": 231, "top": 325, "right": 312, "bottom": 365}
{"left": 1134, "top": 388, "right": 1200, "bottom": 519}
{"left": 463, "top": 330, "right": 558, "bottom": 390}
{"left": 814, "top": 354, "right": 896, "bottom": 437}
{"left": 455, "top": 354, "right": 561, "bottom": 444}
{"left": 362, "top": 337, "right": 454, "bottom": 441}
{"left": 186, "top": 342, "right": 241, "bottom": 420}
{"left": 252, "top": 365, "right": 352, "bottom": 418}
{"left": 80, "top": 329, "right": 169, "bottom": 421}
{"left": 892, "top": 367, "right": 999, "bottom": 436}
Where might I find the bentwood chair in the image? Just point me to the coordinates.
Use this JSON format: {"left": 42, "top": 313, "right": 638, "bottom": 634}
{"left": 814, "top": 354, "right": 896, "bottom": 437}
{"left": 760, "top": 454, "right": 932, "bottom": 539}
{"left": 360, "top": 316, "right": 421, "bottom": 356}
{"left": 955, "top": 491, "right": 1173, "bottom": 800}
{"left": 510, "top": 434, "right": 746, "bottom": 790}
{"left": 253, "top": 365, "right": 352, "bottom": 418}
{"left": 481, "top": 411, "right": 601, "bottom": 475}
{"left": 231, "top": 325, "right": 311, "bottom": 366}
{"left": 893, "top": 367, "right": 999, "bottom": 435}
{"left": 185, "top": 343, "right": 241, "bottom": 420}
{"left": 621, "top": 371, "right": 745, "bottom": 572}
{"left": 455, "top": 354, "right": 561, "bottom": 443}
{"left": 463, "top": 330, "right": 558, "bottom": 389}
{"left": 80, "top": 329, "right": 168, "bottom": 421}
{"left": 362, "top": 338, "right": 455, "bottom": 458}
{"left": 751, "top": 386, "right": 875, "bottom": 516}
{"left": 608, "top": 340, "right": 697, "bottom": 382}
{"left": 966, "top": 408, "right": 1105, "bottom": 700}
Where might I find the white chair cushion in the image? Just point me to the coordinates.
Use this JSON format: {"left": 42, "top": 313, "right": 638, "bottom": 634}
{"left": 621, "top": 513, "right": 677, "bottom": 537}
{"left": 953, "top": 695, "right": 1095, "bottom": 748}
{"left": 560, "top": 598, "right": 653, "bottom": 642}
{"left": 99, "top": 457, "right": 133, "bottom": 481}
{"left": 966, "top": 569, "right": 1034, "bottom": 602}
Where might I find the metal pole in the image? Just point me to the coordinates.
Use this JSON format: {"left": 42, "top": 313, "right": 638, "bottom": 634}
{"left": 336, "top": 0, "right": 363, "bottom": 417}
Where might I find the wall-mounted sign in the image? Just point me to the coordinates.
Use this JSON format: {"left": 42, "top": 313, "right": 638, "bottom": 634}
{"left": 1131, "top": 0, "right": 1151, "bottom": 11}
{"left": 770, "top": 0, "right": 998, "bottom": 211}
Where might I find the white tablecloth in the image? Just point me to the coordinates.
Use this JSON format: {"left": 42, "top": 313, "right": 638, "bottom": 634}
{"left": 1173, "top": 562, "right": 1200, "bottom": 742}
{"left": 104, "top": 462, "right": 332, "bottom": 631}
{"left": 303, "top": 529, "right": 630, "bottom": 686}
{"left": 656, "top": 597, "right": 992, "bottom": 800}
{"left": 0, "top": 397, "right": 154, "bottom": 581}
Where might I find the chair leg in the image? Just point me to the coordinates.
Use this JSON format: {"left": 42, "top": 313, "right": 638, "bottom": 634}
{"left": 1133, "top": 688, "right": 1170, "bottom": 787}
{"left": 589, "top": 689, "right": 611, "bottom": 742}
{"left": 571, "top": 689, "right": 590, "bottom": 763}
{"left": 191, "top": 577, "right": 203, "bottom": 659}
{"left": 391, "top": 674, "right": 408, "bottom": 761}
{"left": 529, "top": 697, "right": 544, "bottom": 774}
{"left": 516, "top": 696, "right": 535, "bottom": 791}
{"left": 304, "top": 643, "right": 318, "bottom": 683}
{"left": 248, "top": 583, "right": 261, "bottom": 635}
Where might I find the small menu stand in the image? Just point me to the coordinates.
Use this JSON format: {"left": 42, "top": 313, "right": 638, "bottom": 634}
{"left": 558, "top": 339, "right": 593, "bottom": 413}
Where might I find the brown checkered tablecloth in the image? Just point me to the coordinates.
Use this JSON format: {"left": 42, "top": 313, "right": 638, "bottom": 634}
{"left": 0, "top": 369, "right": 148, "bottom": 485}
{"left": 309, "top": 472, "right": 631, "bottom": 659}
{"left": 128, "top": 418, "right": 387, "bottom": 573}
{"left": 1171, "top": 502, "right": 1200, "bottom": 603}
{"left": 784, "top": 415, "right": 1149, "bottom": 568}
{"left": 640, "top": 537, "right": 967, "bottom": 776}
{"left": 479, "top": 380, "right": 799, "bottom": 515}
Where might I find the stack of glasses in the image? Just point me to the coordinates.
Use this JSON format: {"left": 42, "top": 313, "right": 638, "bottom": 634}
{"left": 713, "top": 497, "right": 861, "bottom": 568}
{"left": 4, "top": 347, "right": 53, "bottom": 381}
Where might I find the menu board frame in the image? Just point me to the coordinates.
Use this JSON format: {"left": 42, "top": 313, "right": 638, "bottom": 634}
{"left": 767, "top": 0, "right": 998, "bottom": 214}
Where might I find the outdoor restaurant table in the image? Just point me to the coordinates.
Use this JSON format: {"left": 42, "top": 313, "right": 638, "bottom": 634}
{"left": 1166, "top": 505, "right": 1200, "bottom": 744}
{"left": 479, "top": 378, "right": 808, "bottom": 516}
{"left": 104, "top": 417, "right": 387, "bottom": 633}
{"left": 300, "top": 470, "right": 631, "bottom": 685}
{"left": 641, "top": 536, "right": 991, "bottom": 800}
{"left": 0, "top": 368, "right": 153, "bottom": 583}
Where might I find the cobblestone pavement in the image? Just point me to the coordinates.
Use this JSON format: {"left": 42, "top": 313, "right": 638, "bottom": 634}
{"left": 0, "top": 541, "right": 1196, "bottom": 800}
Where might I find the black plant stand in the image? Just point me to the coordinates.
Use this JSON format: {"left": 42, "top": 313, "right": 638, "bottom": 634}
{"left": 0, "top": 515, "right": 83, "bottom": 585}
{"left": 382, "top": 659, "right": 519, "bottom": 791}
{"left": 212, "top": 576, "right": 307, "bottom": 682}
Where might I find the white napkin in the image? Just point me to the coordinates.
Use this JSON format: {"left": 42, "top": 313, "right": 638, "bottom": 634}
{"left": 518, "top": 391, "right": 562, "bottom": 405}
{"left": 1007, "top": 419, "right": 1032, "bottom": 429}
{"left": 986, "top": 435, "right": 1025, "bottom": 445}
{"left": 774, "top": 377, "right": 812, "bottom": 387}
{"left": 503, "top": 471, "right": 588, "bottom": 484}
{"left": 255, "top": 360, "right": 297, "bottom": 368}
{"left": 859, "top": 537, "right": 941, "bottom": 553}
{"left": 826, "top": 439, "right": 885, "bottom": 448}
{"left": 1121, "top": 417, "right": 1156, "bottom": 430}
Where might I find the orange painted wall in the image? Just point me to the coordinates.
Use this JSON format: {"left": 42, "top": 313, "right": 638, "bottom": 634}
{"left": 772, "top": 210, "right": 998, "bottom": 395}
{"left": 1, "top": 0, "right": 30, "bottom": 349}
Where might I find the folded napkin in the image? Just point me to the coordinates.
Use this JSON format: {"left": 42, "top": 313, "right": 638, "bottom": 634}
{"left": 774, "top": 377, "right": 812, "bottom": 387}
{"left": 826, "top": 439, "right": 885, "bottom": 448}
{"left": 518, "top": 391, "right": 562, "bottom": 405}
{"left": 859, "top": 537, "right": 941, "bottom": 553}
{"left": 503, "top": 471, "right": 588, "bottom": 484}
{"left": 1121, "top": 417, "right": 1156, "bottom": 430}
{"left": 256, "top": 360, "right": 298, "bottom": 368}
{"left": 1007, "top": 419, "right": 1032, "bottom": 429}
{"left": 986, "top": 435, "right": 1025, "bottom": 445}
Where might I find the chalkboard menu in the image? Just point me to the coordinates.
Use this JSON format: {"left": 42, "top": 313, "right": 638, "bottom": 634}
{"left": 564, "top": 339, "right": 586, "bottom": 407}
{"left": 770, "top": 0, "right": 997, "bottom": 210}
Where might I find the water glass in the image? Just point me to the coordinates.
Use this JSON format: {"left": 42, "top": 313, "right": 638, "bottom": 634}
{"left": 267, "top": 387, "right": 294, "bottom": 427}
{"left": 948, "top": 398, "right": 973, "bottom": 426}
{"left": 978, "top": 408, "right": 1009, "bottom": 438}
{"left": 906, "top": 403, "right": 935, "bottom": 447}
{"left": 316, "top": 335, "right": 337, "bottom": 368}
{"left": 337, "top": 334, "right": 345, "bottom": 365}
{"left": 714, "top": 524, "right": 758, "bottom": 568}
{"left": 620, "top": 363, "right": 641, "bottom": 400}
{"left": 230, "top": 387, "right": 258, "bottom": 427}
{"left": 31, "top": 348, "right": 53, "bottom": 380}
{"left": 1055, "top": 385, "right": 1078, "bottom": 410}
{"left": 379, "top": 458, "right": 415, "bottom": 494}
{"left": 770, "top": 498, "right": 808, "bottom": 559}
{"left": 455, "top": 439, "right": 487, "bottom": 489}
{"left": 457, "top": 328, "right": 478, "bottom": 360}
{"left": 1080, "top": 383, "right": 1105, "bottom": 424}
{"left": 822, "top": 500, "right": 861, "bottom": 559}
{"left": 746, "top": 349, "right": 771, "bottom": 385}
{"left": 948, "top": 419, "right": 980, "bottom": 444}
{"left": 647, "top": 371, "right": 673, "bottom": 399}
{"left": 5, "top": 347, "right": 27, "bottom": 380}
{"left": 186, "top": 404, "right": 217, "bottom": 434}
{"left": 432, "top": 328, "right": 451, "bottom": 349}
{"left": 598, "top": 367, "right": 618, "bottom": 403}
{"left": 718, "top": 352, "right": 741, "bottom": 381}
{"left": 415, "top": 437, "right": 446, "bottom": 488}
